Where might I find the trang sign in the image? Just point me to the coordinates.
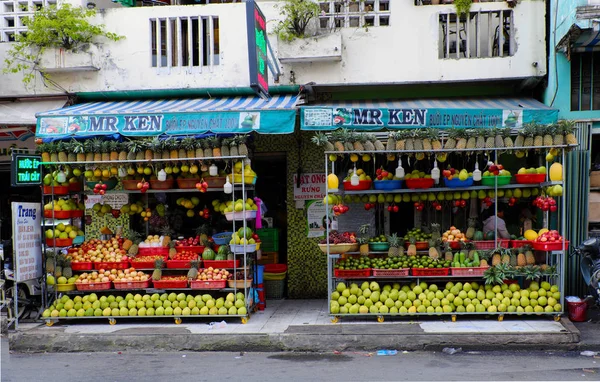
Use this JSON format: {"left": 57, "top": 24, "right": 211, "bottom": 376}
{"left": 293, "top": 173, "right": 326, "bottom": 200}
{"left": 301, "top": 107, "right": 529, "bottom": 130}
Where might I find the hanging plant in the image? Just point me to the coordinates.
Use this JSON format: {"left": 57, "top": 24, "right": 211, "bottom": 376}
{"left": 274, "top": 0, "right": 321, "bottom": 42}
{"left": 3, "top": 3, "right": 123, "bottom": 86}
{"left": 453, "top": 0, "right": 472, "bottom": 16}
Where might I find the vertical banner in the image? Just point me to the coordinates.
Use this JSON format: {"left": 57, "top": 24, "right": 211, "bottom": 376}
{"left": 11, "top": 202, "right": 42, "bottom": 282}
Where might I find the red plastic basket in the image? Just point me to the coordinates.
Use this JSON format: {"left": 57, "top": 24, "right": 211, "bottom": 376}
{"left": 444, "top": 241, "right": 464, "bottom": 250}
{"left": 149, "top": 179, "right": 174, "bottom": 190}
{"left": 205, "top": 177, "right": 226, "bottom": 188}
{"left": 190, "top": 280, "right": 227, "bottom": 289}
{"left": 71, "top": 210, "right": 84, "bottom": 218}
{"left": 342, "top": 180, "right": 372, "bottom": 191}
{"left": 372, "top": 268, "right": 410, "bottom": 277}
{"left": 203, "top": 260, "right": 240, "bottom": 269}
{"left": 152, "top": 279, "right": 188, "bottom": 289}
{"left": 334, "top": 268, "right": 372, "bottom": 278}
{"left": 46, "top": 238, "right": 73, "bottom": 247}
{"left": 450, "top": 267, "right": 489, "bottom": 276}
{"left": 515, "top": 173, "right": 546, "bottom": 184}
{"left": 411, "top": 267, "right": 450, "bottom": 276}
{"left": 43, "top": 185, "right": 69, "bottom": 195}
{"left": 128, "top": 260, "right": 159, "bottom": 269}
{"left": 93, "top": 261, "right": 129, "bottom": 270}
{"left": 166, "top": 259, "right": 198, "bottom": 269}
{"left": 112, "top": 280, "right": 150, "bottom": 290}
{"left": 121, "top": 179, "right": 142, "bottom": 190}
{"left": 567, "top": 301, "right": 587, "bottom": 322}
{"left": 405, "top": 178, "right": 434, "bottom": 189}
{"left": 511, "top": 240, "right": 532, "bottom": 248}
{"left": 71, "top": 261, "right": 92, "bottom": 271}
{"left": 175, "top": 246, "right": 205, "bottom": 254}
{"left": 68, "top": 182, "right": 82, "bottom": 192}
{"left": 75, "top": 281, "right": 112, "bottom": 291}
{"left": 176, "top": 177, "right": 200, "bottom": 189}
{"left": 264, "top": 264, "right": 288, "bottom": 273}
{"left": 404, "top": 241, "right": 429, "bottom": 250}
{"left": 137, "top": 247, "right": 170, "bottom": 257}
{"left": 532, "top": 241, "right": 569, "bottom": 251}
{"left": 44, "top": 210, "right": 71, "bottom": 219}
{"left": 472, "top": 240, "right": 510, "bottom": 250}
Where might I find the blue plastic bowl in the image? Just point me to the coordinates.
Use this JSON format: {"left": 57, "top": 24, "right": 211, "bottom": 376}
{"left": 444, "top": 177, "right": 474, "bottom": 188}
{"left": 373, "top": 180, "right": 403, "bottom": 190}
{"left": 212, "top": 232, "right": 233, "bottom": 245}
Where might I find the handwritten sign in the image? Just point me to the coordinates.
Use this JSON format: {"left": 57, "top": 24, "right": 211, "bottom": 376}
{"left": 293, "top": 173, "right": 326, "bottom": 201}
{"left": 11, "top": 202, "right": 42, "bottom": 282}
{"left": 85, "top": 193, "right": 129, "bottom": 209}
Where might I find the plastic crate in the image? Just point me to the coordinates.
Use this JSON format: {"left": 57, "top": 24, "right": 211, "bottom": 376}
{"left": 93, "top": 261, "right": 129, "bottom": 270}
{"left": 450, "top": 267, "right": 488, "bottom": 276}
{"left": 175, "top": 246, "right": 205, "bottom": 254}
{"left": 255, "top": 265, "right": 265, "bottom": 284}
{"left": 71, "top": 210, "right": 84, "bottom": 218}
{"left": 166, "top": 259, "right": 198, "bottom": 269}
{"left": 372, "top": 268, "right": 410, "bottom": 277}
{"left": 532, "top": 241, "right": 569, "bottom": 251}
{"left": 411, "top": 267, "right": 450, "bottom": 276}
{"left": 71, "top": 261, "right": 93, "bottom": 271}
{"left": 264, "top": 279, "right": 285, "bottom": 299}
{"left": 257, "top": 228, "right": 279, "bottom": 252}
{"left": 129, "top": 260, "right": 160, "bottom": 269}
{"left": 112, "top": 280, "right": 150, "bottom": 289}
{"left": 75, "top": 281, "right": 112, "bottom": 291}
{"left": 203, "top": 260, "right": 240, "bottom": 269}
{"left": 511, "top": 240, "right": 532, "bottom": 248}
{"left": 68, "top": 182, "right": 82, "bottom": 192}
{"left": 472, "top": 240, "right": 510, "bottom": 250}
{"left": 190, "top": 280, "right": 227, "bottom": 289}
{"left": 137, "top": 247, "right": 170, "bottom": 257}
{"left": 151, "top": 279, "right": 188, "bottom": 288}
{"left": 334, "top": 268, "right": 372, "bottom": 278}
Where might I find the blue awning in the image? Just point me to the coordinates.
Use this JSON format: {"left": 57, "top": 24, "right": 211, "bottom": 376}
{"left": 300, "top": 97, "right": 558, "bottom": 130}
{"left": 36, "top": 95, "right": 299, "bottom": 138}
{"left": 572, "top": 29, "right": 600, "bottom": 52}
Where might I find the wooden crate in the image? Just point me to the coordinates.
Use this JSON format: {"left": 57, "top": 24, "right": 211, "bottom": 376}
{"left": 258, "top": 251, "right": 279, "bottom": 265}
{"left": 589, "top": 192, "right": 600, "bottom": 222}
{"left": 591, "top": 171, "right": 600, "bottom": 188}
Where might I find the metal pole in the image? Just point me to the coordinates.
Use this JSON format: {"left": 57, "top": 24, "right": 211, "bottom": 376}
{"left": 325, "top": 154, "right": 331, "bottom": 307}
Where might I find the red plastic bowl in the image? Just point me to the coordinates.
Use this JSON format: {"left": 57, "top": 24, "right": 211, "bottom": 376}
{"left": 342, "top": 180, "right": 372, "bottom": 191}
{"left": 515, "top": 173, "right": 546, "bottom": 184}
{"left": 44, "top": 210, "right": 71, "bottom": 219}
{"left": 265, "top": 264, "right": 288, "bottom": 273}
{"left": 405, "top": 178, "right": 434, "bottom": 189}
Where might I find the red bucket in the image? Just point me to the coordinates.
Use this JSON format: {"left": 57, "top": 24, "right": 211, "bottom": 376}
{"left": 567, "top": 301, "right": 587, "bottom": 322}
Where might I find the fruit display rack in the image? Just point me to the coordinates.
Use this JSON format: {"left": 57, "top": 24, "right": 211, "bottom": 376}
{"left": 40, "top": 152, "right": 259, "bottom": 326}
{"left": 321, "top": 133, "right": 571, "bottom": 323}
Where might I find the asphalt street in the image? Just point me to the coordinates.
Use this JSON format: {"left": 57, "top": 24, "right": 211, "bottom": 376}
{"left": 2, "top": 338, "right": 599, "bottom": 382}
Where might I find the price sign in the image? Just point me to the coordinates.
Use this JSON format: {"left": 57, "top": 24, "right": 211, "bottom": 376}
{"left": 246, "top": 0, "right": 269, "bottom": 98}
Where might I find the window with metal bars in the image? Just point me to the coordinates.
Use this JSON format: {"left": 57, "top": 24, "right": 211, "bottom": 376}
{"left": 318, "top": 0, "right": 390, "bottom": 29}
{"left": 571, "top": 51, "right": 600, "bottom": 111}
{"left": 150, "top": 16, "right": 219, "bottom": 69}
{"left": 0, "top": 0, "right": 55, "bottom": 42}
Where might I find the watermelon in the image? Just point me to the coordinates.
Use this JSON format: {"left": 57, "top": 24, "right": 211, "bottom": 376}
{"left": 202, "top": 247, "right": 216, "bottom": 260}
{"left": 215, "top": 245, "right": 228, "bottom": 261}
{"left": 485, "top": 231, "right": 495, "bottom": 240}
{"left": 473, "top": 231, "right": 484, "bottom": 241}
{"left": 237, "top": 227, "right": 253, "bottom": 239}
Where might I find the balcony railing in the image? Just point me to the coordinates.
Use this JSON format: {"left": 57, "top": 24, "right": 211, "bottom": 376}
{"left": 439, "top": 9, "right": 514, "bottom": 59}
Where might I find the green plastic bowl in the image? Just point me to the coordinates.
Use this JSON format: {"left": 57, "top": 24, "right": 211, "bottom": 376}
{"left": 481, "top": 175, "right": 511, "bottom": 186}
{"left": 369, "top": 242, "right": 390, "bottom": 251}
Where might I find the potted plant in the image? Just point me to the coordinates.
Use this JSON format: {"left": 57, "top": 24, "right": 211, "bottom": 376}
{"left": 453, "top": 0, "right": 473, "bottom": 15}
{"left": 274, "top": 0, "right": 321, "bottom": 42}
{"left": 3, "top": 3, "right": 122, "bottom": 86}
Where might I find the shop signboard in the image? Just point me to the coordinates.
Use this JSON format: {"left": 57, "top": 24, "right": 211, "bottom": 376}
{"left": 11, "top": 202, "right": 42, "bottom": 282}
{"left": 293, "top": 173, "right": 326, "bottom": 200}
{"left": 11, "top": 153, "right": 41, "bottom": 187}
{"left": 246, "top": 0, "right": 269, "bottom": 98}
{"left": 301, "top": 106, "right": 556, "bottom": 130}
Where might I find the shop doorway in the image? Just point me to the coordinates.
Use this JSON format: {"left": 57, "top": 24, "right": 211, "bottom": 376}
{"left": 253, "top": 153, "right": 287, "bottom": 265}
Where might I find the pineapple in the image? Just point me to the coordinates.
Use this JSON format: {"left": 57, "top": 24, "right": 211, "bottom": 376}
{"left": 494, "top": 128, "right": 504, "bottom": 148}
{"left": 429, "top": 128, "right": 442, "bottom": 151}
{"left": 443, "top": 242, "right": 453, "bottom": 262}
{"left": 187, "top": 259, "right": 200, "bottom": 280}
{"left": 522, "top": 123, "right": 535, "bottom": 147}
{"left": 373, "top": 137, "right": 386, "bottom": 151}
{"left": 386, "top": 133, "right": 396, "bottom": 152}
{"left": 455, "top": 130, "right": 467, "bottom": 150}
{"left": 525, "top": 246, "right": 535, "bottom": 265}
{"left": 194, "top": 139, "right": 205, "bottom": 159}
{"left": 516, "top": 247, "right": 526, "bottom": 267}
{"left": 475, "top": 129, "right": 486, "bottom": 150}
{"left": 509, "top": 249, "right": 517, "bottom": 267}
{"left": 118, "top": 141, "right": 128, "bottom": 161}
{"left": 236, "top": 135, "right": 249, "bottom": 156}
{"left": 208, "top": 136, "right": 221, "bottom": 157}
{"left": 220, "top": 138, "right": 231, "bottom": 158}
{"left": 394, "top": 131, "right": 406, "bottom": 151}
{"left": 350, "top": 132, "right": 365, "bottom": 152}
{"left": 54, "top": 256, "right": 63, "bottom": 278}
{"left": 407, "top": 236, "right": 417, "bottom": 257}
{"left": 37, "top": 143, "right": 51, "bottom": 163}
{"left": 311, "top": 132, "right": 335, "bottom": 152}
{"left": 343, "top": 130, "right": 354, "bottom": 151}
{"left": 465, "top": 130, "right": 476, "bottom": 152}
{"left": 126, "top": 139, "right": 144, "bottom": 161}
{"left": 501, "top": 248, "right": 511, "bottom": 265}
{"left": 422, "top": 129, "right": 433, "bottom": 152}
{"left": 543, "top": 124, "right": 554, "bottom": 147}
{"left": 168, "top": 242, "right": 177, "bottom": 259}
{"left": 404, "top": 131, "right": 415, "bottom": 152}
{"left": 428, "top": 239, "right": 440, "bottom": 260}
{"left": 552, "top": 123, "right": 564, "bottom": 146}
{"left": 108, "top": 141, "right": 119, "bottom": 162}
{"left": 561, "top": 120, "right": 578, "bottom": 146}
{"left": 149, "top": 137, "right": 163, "bottom": 160}
{"left": 465, "top": 218, "right": 477, "bottom": 240}
{"left": 484, "top": 129, "right": 495, "bottom": 150}
{"left": 45, "top": 250, "right": 55, "bottom": 273}
{"left": 169, "top": 138, "right": 180, "bottom": 159}
{"left": 387, "top": 233, "right": 400, "bottom": 257}
{"left": 48, "top": 142, "right": 59, "bottom": 162}
{"left": 412, "top": 129, "right": 424, "bottom": 152}
{"left": 66, "top": 141, "right": 77, "bottom": 162}
{"left": 55, "top": 141, "right": 67, "bottom": 163}
{"left": 63, "top": 259, "right": 73, "bottom": 279}
{"left": 514, "top": 129, "right": 525, "bottom": 148}
{"left": 229, "top": 138, "right": 239, "bottom": 157}
{"left": 160, "top": 225, "right": 173, "bottom": 247}
{"left": 357, "top": 224, "right": 370, "bottom": 256}
{"left": 152, "top": 258, "right": 164, "bottom": 281}
{"left": 90, "top": 139, "right": 103, "bottom": 162}
{"left": 83, "top": 139, "right": 94, "bottom": 162}
{"left": 503, "top": 128, "right": 514, "bottom": 149}
{"left": 430, "top": 223, "right": 441, "bottom": 241}
{"left": 203, "top": 139, "right": 213, "bottom": 158}
{"left": 128, "top": 242, "right": 139, "bottom": 257}
{"left": 101, "top": 141, "right": 110, "bottom": 162}
{"left": 181, "top": 137, "right": 196, "bottom": 159}
{"left": 330, "top": 130, "right": 346, "bottom": 152}
{"left": 491, "top": 248, "right": 502, "bottom": 266}
{"left": 362, "top": 134, "right": 376, "bottom": 152}
{"left": 444, "top": 129, "right": 458, "bottom": 150}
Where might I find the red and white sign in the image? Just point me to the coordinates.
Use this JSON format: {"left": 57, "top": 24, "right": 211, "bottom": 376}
{"left": 293, "top": 173, "right": 326, "bottom": 200}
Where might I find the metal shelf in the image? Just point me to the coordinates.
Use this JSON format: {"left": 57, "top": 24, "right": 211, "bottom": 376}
{"left": 324, "top": 144, "right": 576, "bottom": 155}
{"left": 40, "top": 155, "right": 248, "bottom": 166}
{"left": 82, "top": 185, "right": 253, "bottom": 194}
{"left": 63, "top": 286, "right": 251, "bottom": 294}
{"left": 332, "top": 183, "right": 539, "bottom": 195}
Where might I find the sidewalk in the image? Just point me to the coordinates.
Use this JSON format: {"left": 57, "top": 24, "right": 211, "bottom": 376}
{"left": 9, "top": 299, "right": 597, "bottom": 353}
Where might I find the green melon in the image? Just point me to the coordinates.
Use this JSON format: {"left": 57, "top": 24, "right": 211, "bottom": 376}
{"left": 473, "top": 231, "right": 484, "bottom": 241}
{"left": 202, "top": 247, "right": 216, "bottom": 260}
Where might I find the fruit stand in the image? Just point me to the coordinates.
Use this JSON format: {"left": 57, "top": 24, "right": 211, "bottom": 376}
{"left": 38, "top": 136, "right": 262, "bottom": 325}
{"left": 314, "top": 125, "right": 575, "bottom": 322}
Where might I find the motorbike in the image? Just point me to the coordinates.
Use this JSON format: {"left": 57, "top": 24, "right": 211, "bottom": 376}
{"left": 0, "top": 239, "right": 42, "bottom": 320}
{"left": 576, "top": 237, "right": 600, "bottom": 306}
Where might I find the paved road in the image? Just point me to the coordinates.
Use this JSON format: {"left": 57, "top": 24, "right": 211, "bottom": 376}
{"left": 2, "top": 338, "right": 599, "bottom": 381}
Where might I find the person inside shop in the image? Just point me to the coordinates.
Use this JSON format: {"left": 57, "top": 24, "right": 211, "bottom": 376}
{"left": 482, "top": 203, "right": 511, "bottom": 239}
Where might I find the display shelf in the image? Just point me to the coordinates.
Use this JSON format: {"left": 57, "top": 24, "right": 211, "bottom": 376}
{"left": 541, "top": 181, "right": 563, "bottom": 187}
{"left": 42, "top": 218, "right": 73, "bottom": 226}
{"left": 40, "top": 155, "right": 248, "bottom": 166}
{"left": 64, "top": 286, "right": 251, "bottom": 294}
{"left": 323, "top": 144, "right": 575, "bottom": 156}
{"left": 331, "top": 183, "right": 539, "bottom": 195}
{"left": 332, "top": 273, "right": 558, "bottom": 280}
{"left": 82, "top": 186, "right": 253, "bottom": 195}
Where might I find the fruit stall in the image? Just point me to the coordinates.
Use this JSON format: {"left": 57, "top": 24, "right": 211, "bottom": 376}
{"left": 313, "top": 124, "right": 575, "bottom": 322}
{"left": 38, "top": 136, "right": 263, "bottom": 325}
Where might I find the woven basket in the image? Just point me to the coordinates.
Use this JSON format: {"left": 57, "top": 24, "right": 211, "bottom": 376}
{"left": 264, "top": 279, "right": 285, "bottom": 299}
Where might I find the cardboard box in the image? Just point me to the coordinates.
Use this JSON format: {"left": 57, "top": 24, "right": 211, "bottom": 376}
{"left": 589, "top": 192, "right": 600, "bottom": 222}
{"left": 591, "top": 171, "right": 600, "bottom": 188}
